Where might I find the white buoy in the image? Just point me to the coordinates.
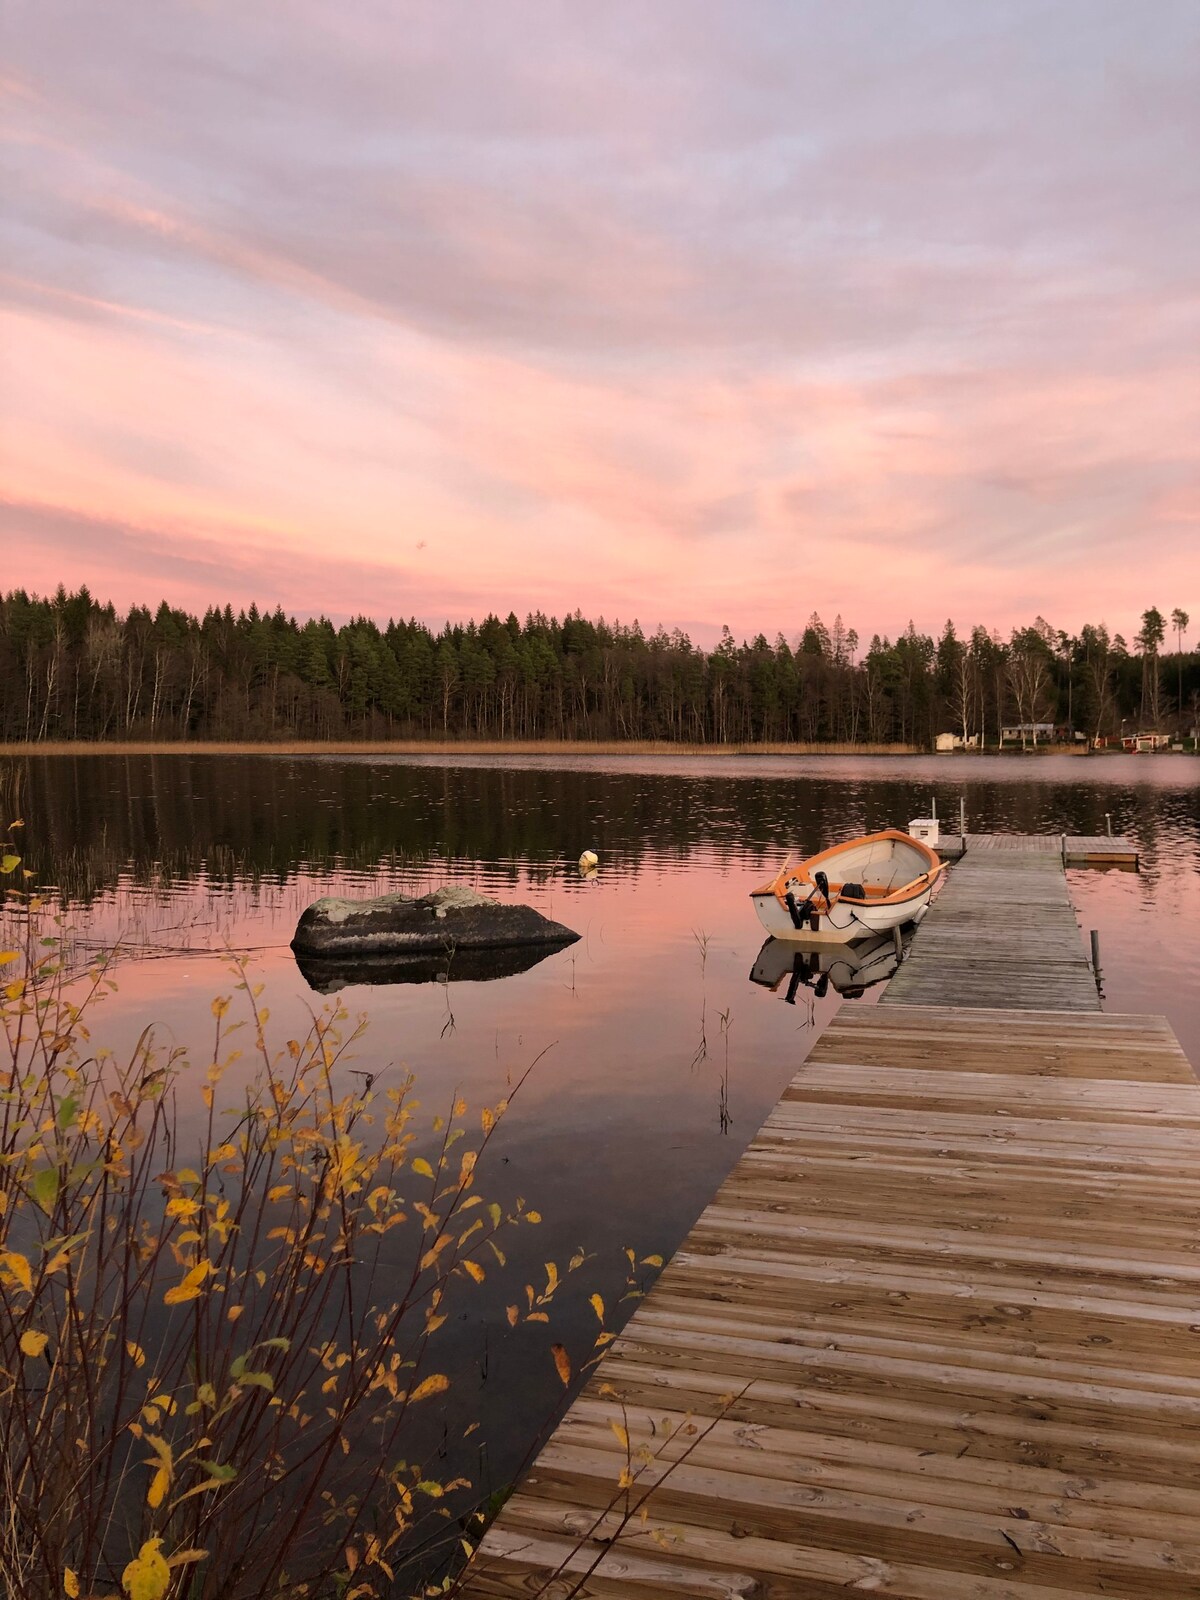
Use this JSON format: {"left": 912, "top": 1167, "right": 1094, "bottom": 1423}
{"left": 578, "top": 849, "right": 599, "bottom": 871}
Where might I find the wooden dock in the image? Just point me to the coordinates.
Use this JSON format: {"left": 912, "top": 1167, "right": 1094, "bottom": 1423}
{"left": 884, "top": 841, "right": 1100, "bottom": 1012}
{"left": 460, "top": 835, "right": 1200, "bottom": 1599}
{"left": 463, "top": 1008, "right": 1200, "bottom": 1597}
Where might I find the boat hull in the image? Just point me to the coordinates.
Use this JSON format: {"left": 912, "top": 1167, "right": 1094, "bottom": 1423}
{"left": 751, "top": 879, "right": 935, "bottom": 943}
{"left": 750, "top": 828, "right": 944, "bottom": 944}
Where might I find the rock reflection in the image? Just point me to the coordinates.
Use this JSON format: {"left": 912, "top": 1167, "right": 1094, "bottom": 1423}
{"left": 294, "top": 940, "right": 569, "bottom": 994}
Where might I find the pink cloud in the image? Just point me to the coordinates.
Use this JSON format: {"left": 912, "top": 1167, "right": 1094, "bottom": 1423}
{"left": 1, "top": 2, "right": 1197, "bottom": 642}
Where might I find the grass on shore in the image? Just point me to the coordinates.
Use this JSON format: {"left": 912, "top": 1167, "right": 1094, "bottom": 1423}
{"left": 2, "top": 738, "right": 921, "bottom": 757}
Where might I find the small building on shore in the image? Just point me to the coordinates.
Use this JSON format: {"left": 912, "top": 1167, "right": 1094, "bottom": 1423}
{"left": 1123, "top": 731, "right": 1171, "bottom": 752}
{"left": 999, "top": 722, "right": 1058, "bottom": 747}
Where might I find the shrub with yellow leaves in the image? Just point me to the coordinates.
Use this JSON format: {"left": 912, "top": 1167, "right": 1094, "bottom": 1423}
{"left": 0, "top": 825, "right": 579, "bottom": 1600}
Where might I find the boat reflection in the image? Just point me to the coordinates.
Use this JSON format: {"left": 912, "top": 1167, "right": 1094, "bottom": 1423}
{"left": 749, "top": 932, "right": 905, "bottom": 1003}
{"left": 294, "top": 941, "right": 567, "bottom": 995}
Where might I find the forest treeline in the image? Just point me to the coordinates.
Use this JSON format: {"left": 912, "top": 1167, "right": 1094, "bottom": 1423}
{"left": 1, "top": 587, "right": 1195, "bottom": 747}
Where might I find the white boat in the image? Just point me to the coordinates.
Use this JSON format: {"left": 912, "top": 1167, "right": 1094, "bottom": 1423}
{"left": 750, "top": 829, "right": 946, "bottom": 945}
{"left": 749, "top": 933, "right": 902, "bottom": 1002}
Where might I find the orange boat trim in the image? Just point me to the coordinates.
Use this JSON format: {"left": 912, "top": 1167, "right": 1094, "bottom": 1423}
{"left": 751, "top": 828, "right": 945, "bottom": 910}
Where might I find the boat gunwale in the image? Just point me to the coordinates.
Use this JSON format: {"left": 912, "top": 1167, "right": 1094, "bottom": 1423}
{"left": 751, "top": 829, "right": 944, "bottom": 909}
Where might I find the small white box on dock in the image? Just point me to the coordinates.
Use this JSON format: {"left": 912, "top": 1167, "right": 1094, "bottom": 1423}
{"left": 908, "top": 816, "right": 940, "bottom": 845}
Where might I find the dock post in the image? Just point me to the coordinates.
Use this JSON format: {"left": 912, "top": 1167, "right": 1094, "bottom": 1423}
{"left": 892, "top": 924, "right": 903, "bottom": 959}
{"left": 959, "top": 796, "right": 965, "bottom": 838}
{"left": 1105, "top": 812, "right": 1113, "bottom": 837}
{"left": 1061, "top": 832, "right": 1067, "bottom": 864}
{"left": 1090, "top": 929, "right": 1102, "bottom": 990}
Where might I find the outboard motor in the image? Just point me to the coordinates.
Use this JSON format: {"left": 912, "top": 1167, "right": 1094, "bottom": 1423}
{"left": 783, "top": 889, "right": 805, "bottom": 929}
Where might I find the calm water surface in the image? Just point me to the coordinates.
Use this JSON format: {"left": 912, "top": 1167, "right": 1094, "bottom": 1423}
{"left": 4, "top": 751, "right": 1198, "bottom": 1535}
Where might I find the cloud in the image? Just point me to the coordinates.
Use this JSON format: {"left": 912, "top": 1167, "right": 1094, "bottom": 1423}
{"left": 1, "top": 1, "right": 1197, "bottom": 641}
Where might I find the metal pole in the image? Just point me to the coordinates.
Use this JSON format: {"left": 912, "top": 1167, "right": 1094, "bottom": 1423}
{"left": 1105, "top": 812, "right": 1113, "bottom": 837}
{"left": 959, "top": 795, "right": 965, "bottom": 839}
{"left": 1090, "top": 929, "right": 1102, "bottom": 990}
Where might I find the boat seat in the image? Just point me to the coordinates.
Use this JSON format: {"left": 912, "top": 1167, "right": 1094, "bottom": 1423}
{"left": 831, "top": 881, "right": 888, "bottom": 901}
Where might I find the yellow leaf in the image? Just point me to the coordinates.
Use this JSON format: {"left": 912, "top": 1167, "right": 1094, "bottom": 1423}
{"left": 589, "top": 1294, "right": 605, "bottom": 1323}
{"left": 210, "top": 997, "right": 230, "bottom": 1019}
{"left": 544, "top": 1261, "right": 559, "bottom": 1296}
{"left": 408, "top": 1373, "right": 449, "bottom": 1402}
{"left": 164, "top": 1259, "right": 212, "bottom": 1305}
{"left": 610, "top": 1420, "right": 630, "bottom": 1450}
{"left": 20, "top": 1329, "right": 49, "bottom": 1358}
{"left": 552, "top": 1344, "right": 571, "bottom": 1386}
{"left": 524, "top": 1210, "right": 542, "bottom": 1224}
{"left": 411, "top": 1157, "right": 434, "bottom": 1180}
{"left": 126, "top": 1340, "right": 146, "bottom": 1368}
{"left": 1, "top": 1250, "right": 32, "bottom": 1293}
{"left": 641, "top": 1254, "right": 664, "bottom": 1267}
{"left": 461, "top": 1259, "right": 485, "bottom": 1284}
{"left": 64, "top": 1569, "right": 80, "bottom": 1597}
{"left": 618, "top": 1466, "right": 634, "bottom": 1490}
{"left": 506, "top": 1304, "right": 518, "bottom": 1327}
{"left": 146, "top": 1465, "right": 170, "bottom": 1508}
{"left": 166, "top": 1549, "right": 208, "bottom": 1571}
{"left": 122, "top": 1537, "right": 169, "bottom": 1600}
{"left": 165, "top": 1197, "right": 199, "bottom": 1220}
{"left": 0, "top": 950, "right": 18, "bottom": 965}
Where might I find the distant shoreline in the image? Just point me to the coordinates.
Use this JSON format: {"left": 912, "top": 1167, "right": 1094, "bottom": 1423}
{"left": 0, "top": 738, "right": 1153, "bottom": 759}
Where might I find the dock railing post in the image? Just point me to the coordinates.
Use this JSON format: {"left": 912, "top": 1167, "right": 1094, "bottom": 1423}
{"left": 959, "top": 796, "right": 965, "bottom": 840}
{"left": 1090, "top": 929, "right": 1103, "bottom": 991}
{"left": 1105, "top": 812, "right": 1113, "bottom": 837}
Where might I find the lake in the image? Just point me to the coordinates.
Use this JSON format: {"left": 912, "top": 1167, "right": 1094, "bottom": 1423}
{"left": 4, "top": 749, "right": 1198, "bottom": 1571}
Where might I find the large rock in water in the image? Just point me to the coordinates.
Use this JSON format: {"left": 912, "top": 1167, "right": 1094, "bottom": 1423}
{"left": 291, "top": 886, "right": 580, "bottom": 959}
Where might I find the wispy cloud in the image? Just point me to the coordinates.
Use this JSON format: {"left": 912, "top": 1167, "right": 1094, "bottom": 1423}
{"left": 1, "top": 1, "right": 1197, "bottom": 640}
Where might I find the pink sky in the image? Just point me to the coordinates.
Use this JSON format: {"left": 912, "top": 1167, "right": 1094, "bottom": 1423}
{"left": 2, "top": 2, "right": 1197, "bottom": 646}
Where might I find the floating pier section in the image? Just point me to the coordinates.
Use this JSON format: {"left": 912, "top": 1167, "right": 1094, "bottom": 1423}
{"left": 461, "top": 834, "right": 1200, "bottom": 1599}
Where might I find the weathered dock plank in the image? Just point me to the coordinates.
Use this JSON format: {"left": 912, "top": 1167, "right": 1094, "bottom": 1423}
{"left": 461, "top": 1007, "right": 1200, "bottom": 1598}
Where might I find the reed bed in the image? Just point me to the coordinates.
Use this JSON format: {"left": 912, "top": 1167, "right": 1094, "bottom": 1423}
{"left": 1, "top": 739, "right": 918, "bottom": 758}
